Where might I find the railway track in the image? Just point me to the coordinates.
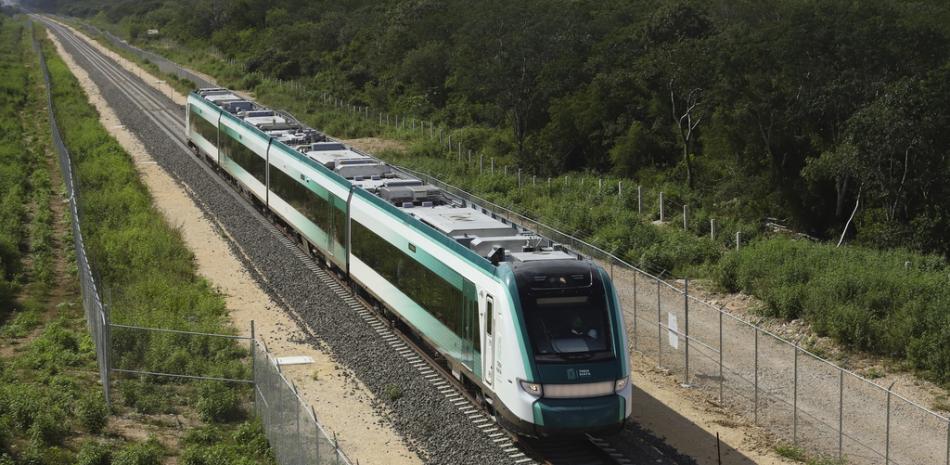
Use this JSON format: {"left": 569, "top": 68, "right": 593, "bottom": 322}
{"left": 36, "top": 16, "right": 641, "bottom": 465}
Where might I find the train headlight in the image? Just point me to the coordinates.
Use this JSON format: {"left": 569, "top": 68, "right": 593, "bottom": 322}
{"left": 614, "top": 376, "right": 629, "bottom": 393}
{"left": 519, "top": 379, "right": 543, "bottom": 398}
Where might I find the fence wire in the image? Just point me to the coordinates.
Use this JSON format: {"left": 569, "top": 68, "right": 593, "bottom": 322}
{"left": 32, "top": 20, "right": 352, "bottom": 465}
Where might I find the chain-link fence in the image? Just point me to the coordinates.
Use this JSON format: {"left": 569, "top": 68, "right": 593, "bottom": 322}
{"left": 255, "top": 339, "right": 352, "bottom": 465}
{"left": 33, "top": 21, "right": 352, "bottom": 465}
{"left": 33, "top": 19, "right": 113, "bottom": 406}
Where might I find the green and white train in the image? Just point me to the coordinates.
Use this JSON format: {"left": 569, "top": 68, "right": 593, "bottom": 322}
{"left": 186, "top": 88, "right": 632, "bottom": 436}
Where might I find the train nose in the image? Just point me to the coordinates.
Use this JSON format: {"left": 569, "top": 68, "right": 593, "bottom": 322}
{"left": 531, "top": 394, "right": 626, "bottom": 435}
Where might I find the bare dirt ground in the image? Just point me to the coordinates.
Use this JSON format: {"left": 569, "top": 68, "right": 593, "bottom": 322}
{"left": 344, "top": 137, "right": 409, "bottom": 154}
{"left": 629, "top": 355, "right": 795, "bottom": 465}
{"left": 47, "top": 28, "right": 421, "bottom": 465}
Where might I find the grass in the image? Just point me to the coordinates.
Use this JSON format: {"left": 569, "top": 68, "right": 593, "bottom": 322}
{"left": 933, "top": 394, "right": 950, "bottom": 413}
{"left": 774, "top": 443, "right": 848, "bottom": 465}
{"left": 0, "top": 14, "right": 279, "bottom": 464}
{"left": 0, "top": 13, "right": 31, "bottom": 314}
{"left": 384, "top": 384, "right": 403, "bottom": 401}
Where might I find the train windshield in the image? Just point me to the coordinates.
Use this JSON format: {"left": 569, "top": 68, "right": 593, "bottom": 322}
{"left": 523, "top": 291, "right": 613, "bottom": 362}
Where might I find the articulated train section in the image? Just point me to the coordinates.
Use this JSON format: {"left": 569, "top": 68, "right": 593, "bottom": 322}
{"left": 37, "top": 16, "right": 691, "bottom": 465}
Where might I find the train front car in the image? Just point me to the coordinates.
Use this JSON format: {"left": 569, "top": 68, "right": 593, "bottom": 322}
{"left": 498, "top": 257, "right": 631, "bottom": 437}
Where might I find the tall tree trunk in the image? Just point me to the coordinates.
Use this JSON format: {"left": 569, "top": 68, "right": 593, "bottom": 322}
{"left": 838, "top": 186, "right": 861, "bottom": 247}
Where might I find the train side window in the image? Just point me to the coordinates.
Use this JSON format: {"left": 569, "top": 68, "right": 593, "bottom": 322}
{"left": 351, "top": 219, "right": 466, "bottom": 336}
{"left": 486, "top": 296, "right": 493, "bottom": 336}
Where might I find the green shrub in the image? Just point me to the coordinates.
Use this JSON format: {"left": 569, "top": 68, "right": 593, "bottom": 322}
{"left": 118, "top": 379, "right": 169, "bottom": 415}
{"left": 20, "top": 443, "right": 72, "bottom": 465}
{"left": 182, "top": 425, "right": 222, "bottom": 446}
{"left": 76, "top": 392, "right": 109, "bottom": 434}
{"left": 774, "top": 443, "right": 807, "bottom": 461}
{"left": 384, "top": 383, "right": 403, "bottom": 401}
{"left": 181, "top": 421, "right": 273, "bottom": 465}
{"left": 28, "top": 411, "right": 68, "bottom": 445}
{"left": 232, "top": 420, "right": 271, "bottom": 458}
{"left": 195, "top": 382, "right": 243, "bottom": 423}
{"left": 112, "top": 438, "right": 164, "bottom": 465}
{"left": 716, "top": 237, "right": 950, "bottom": 381}
{"left": 76, "top": 441, "right": 112, "bottom": 465}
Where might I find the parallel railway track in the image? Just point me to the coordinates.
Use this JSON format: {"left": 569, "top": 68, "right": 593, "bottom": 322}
{"left": 37, "top": 17, "right": 638, "bottom": 465}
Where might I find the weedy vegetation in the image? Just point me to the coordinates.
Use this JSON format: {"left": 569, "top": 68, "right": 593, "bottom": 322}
{"left": 0, "top": 13, "right": 276, "bottom": 464}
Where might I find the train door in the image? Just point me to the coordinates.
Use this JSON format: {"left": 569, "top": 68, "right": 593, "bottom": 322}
{"left": 328, "top": 195, "right": 347, "bottom": 266}
{"left": 461, "top": 280, "right": 479, "bottom": 377}
{"left": 482, "top": 295, "right": 495, "bottom": 387}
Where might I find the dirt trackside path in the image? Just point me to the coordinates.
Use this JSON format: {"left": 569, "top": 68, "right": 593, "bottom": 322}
{"left": 46, "top": 27, "right": 422, "bottom": 465}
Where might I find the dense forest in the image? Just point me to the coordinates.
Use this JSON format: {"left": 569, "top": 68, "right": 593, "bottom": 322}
{"left": 25, "top": 0, "right": 950, "bottom": 257}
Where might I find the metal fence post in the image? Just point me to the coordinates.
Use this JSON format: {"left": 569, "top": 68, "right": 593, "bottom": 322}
{"left": 885, "top": 385, "right": 893, "bottom": 465}
{"left": 491, "top": 158, "right": 495, "bottom": 174}
{"left": 633, "top": 271, "right": 638, "bottom": 352}
{"left": 838, "top": 369, "right": 844, "bottom": 459}
{"left": 710, "top": 218, "right": 716, "bottom": 240}
{"left": 793, "top": 343, "right": 798, "bottom": 445}
{"left": 294, "top": 385, "right": 302, "bottom": 460}
{"left": 659, "top": 192, "right": 665, "bottom": 222}
{"left": 656, "top": 278, "right": 662, "bottom": 367}
{"left": 753, "top": 327, "right": 758, "bottom": 425}
{"left": 684, "top": 278, "right": 689, "bottom": 386}
{"left": 277, "top": 370, "right": 284, "bottom": 461}
{"left": 618, "top": 181, "right": 622, "bottom": 198}
{"left": 683, "top": 205, "right": 688, "bottom": 230}
{"left": 102, "top": 307, "right": 111, "bottom": 408}
{"left": 311, "top": 405, "right": 320, "bottom": 462}
{"left": 250, "top": 321, "right": 256, "bottom": 407}
{"left": 736, "top": 231, "right": 741, "bottom": 251}
{"left": 718, "top": 309, "right": 723, "bottom": 403}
